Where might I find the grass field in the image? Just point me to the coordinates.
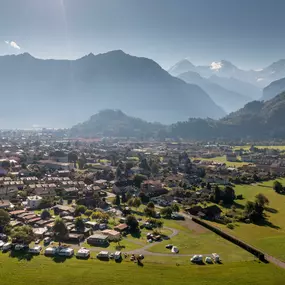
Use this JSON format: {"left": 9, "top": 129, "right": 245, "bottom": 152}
{"left": 0, "top": 254, "right": 284, "bottom": 285}
{"left": 149, "top": 220, "right": 254, "bottom": 263}
{"left": 194, "top": 156, "right": 249, "bottom": 167}
{"left": 210, "top": 179, "right": 285, "bottom": 261}
{"left": 234, "top": 145, "right": 285, "bottom": 151}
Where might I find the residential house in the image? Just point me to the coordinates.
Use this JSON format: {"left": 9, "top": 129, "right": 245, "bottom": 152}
{"left": 87, "top": 233, "right": 109, "bottom": 246}
{"left": 26, "top": 196, "right": 43, "bottom": 209}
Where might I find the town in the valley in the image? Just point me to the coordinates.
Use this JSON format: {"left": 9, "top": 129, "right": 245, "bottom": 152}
{"left": 1, "top": 129, "right": 285, "bottom": 266}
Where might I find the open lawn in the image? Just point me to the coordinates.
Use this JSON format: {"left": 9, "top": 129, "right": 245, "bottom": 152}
{"left": 234, "top": 145, "right": 285, "bottom": 151}
{"left": 194, "top": 156, "right": 249, "bottom": 167}
{"left": 0, "top": 254, "right": 284, "bottom": 285}
{"left": 149, "top": 220, "right": 254, "bottom": 263}
{"left": 211, "top": 179, "right": 285, "bottom": 261}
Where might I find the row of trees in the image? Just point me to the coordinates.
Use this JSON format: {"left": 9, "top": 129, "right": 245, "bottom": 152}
{"left": 211, "top": 185, "right": 236, "bottom": 205}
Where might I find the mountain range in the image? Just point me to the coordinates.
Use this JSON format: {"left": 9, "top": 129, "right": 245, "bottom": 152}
{"left": 169, "top": 58, "right": 285, "bottom": 89}
{"left": 177, "top": 71, "right": 252, "bottom": 113}
{"left": 0, "top": 51, "right": 225, "bottom": 129}
{"left": 70, "top": 92, "right": 285, "bottom": 140}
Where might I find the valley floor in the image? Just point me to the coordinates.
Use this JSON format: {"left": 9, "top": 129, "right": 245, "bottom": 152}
{"left": 0, "top": 253, "right": 284, "bottom": 285}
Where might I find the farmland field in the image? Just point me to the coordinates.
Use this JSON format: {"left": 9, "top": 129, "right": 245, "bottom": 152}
{"left": 210, "top": 179, "right": 285, "bottom": 261}
{"left": 0, "top": 253, "right": 284, "bottom": 285}
{"left": 194, "top": 156, "right": 249, "bottom": 167}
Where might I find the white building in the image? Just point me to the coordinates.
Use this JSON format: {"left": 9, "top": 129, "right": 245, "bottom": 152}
{"left": 27, "top": 195, "right": 43, "bottom": 209}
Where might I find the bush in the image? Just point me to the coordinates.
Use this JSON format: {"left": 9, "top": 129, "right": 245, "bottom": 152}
{"left": 85, "top": 210, "right": 93, "bottom": 217}
{"left": 226, "top": 223, "right": 235, "bottom": 230}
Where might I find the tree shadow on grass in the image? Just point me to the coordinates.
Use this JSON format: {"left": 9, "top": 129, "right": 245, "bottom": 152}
{"left": 9, "top": 251, "right": 34, "bottom": 261}
{"left": 50, "top": 255, "right": 73, "bottom": 263}
{"left": 222, "top": 201, "right": 245, "bottom": 210}
{"left": 254, "top": 219, "right": 280, "bottom": 230}
{"left": 265, "top": 207, "right": 278, "bottom": 214}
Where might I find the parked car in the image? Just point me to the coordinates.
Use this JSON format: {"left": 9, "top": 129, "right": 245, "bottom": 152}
{"left": 114, "top": 251, "right": 121, "bottom": 260}
{"left": 97, "top": 251, "right": 109, "bottom": 259}
{"left": 205, "top": 256, "right": 213, "bottom": 264}
{"left": 28, "top": 246, "right": 42, "bottom": 254}
{"left": 191, "top": 255, "right": 203, "bottom": 263}
{"left": 0, "top": 233, "right": 8, "bottom": 242}
{"left": 76, "top": 247, "right": 90, "bottom": 259}
{"left": 2, "top": 242, "right": 12, "bottom": 251}
{"left": 212, "top": 253, "right": 220, "bottom": 263}
{"left": 35, "top": 239, "right": 41, "bottom": 244}
{"left": 43, "top": 237, "right": 51, "bottom": 245}
{"left": 14, "top": 244, "right": 28, "bottom": 251}
{"left": 165, "top": 244, "right": 173, "bottom": 249}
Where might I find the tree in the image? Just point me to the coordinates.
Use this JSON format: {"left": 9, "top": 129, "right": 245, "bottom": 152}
{"left": 128, "top": 197, "right": 141, "bottom": 209}
{"left": 160, "top": 206, "right": 173, "bottom": 218}
{"left": 41, "top": 209, "right": 51, "bottom": 220}
{"left": 138, "top": 191, "right": 149, "bottom": 203}
{"left": 10, "top": 225, "right": 35, "bottom": 244}
{"left": 139, "top": 158, "right": 151, "bottom": 172}
{"left": 223, "top": 186, "right": 236, "bottom": 204}
{"left": 126, "top": 215, "right": 139, "bottom": 231}
{"left": 255, "top": 193, "right": 269, "bottom": 208}
{"left": 133, "top": 174, "right": 147, "bottom": 188}
{"left": 171, "top": 203, "right": 180, "bottom": 212}
{"left": 75, "top": 205, "right": 87, "bottom": 216}
{"left": 144, "top": 207, "right": 156, "bottom": 217}
{"left": 213, "top": 185, "right": 221, "bottom": 203}
{"left": 85, "top": 209, "right": 93, "bottom": 217}
{"left": 53, "top": 218, "right": 69, "bottom": 240}
{"left": 113, "top": 194, "right": 121, "bottom": 206}
{"left": 75, "top": 217, "right": 85, "bottom": 231}
{"left": 68, "top": 152, "right": 78, "bottom": 163}
{"left": 0, "top": 209, "right": 10, "bottom": 230}
{"left": 273, "top": 180, "right": 283, "bottom": 194}
{"left": 156, "top": 220, "right": 164, "bottom": 232}
{"left": 147, "top": 201, "right": 155, "bottom": 209}
{"left": 121, "top": 192, "right": 127, "bottom": 203}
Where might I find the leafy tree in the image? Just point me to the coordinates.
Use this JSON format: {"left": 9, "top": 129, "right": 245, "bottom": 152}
{"left": 126, "top": 191, "right": 133, "bottom": 202}
{"left": 126, "top": 215, "right": 139, "bottom": 231}
{"left": 139, "top": 158, "right": 151, "bottom": 172}
{"left": 223, "top": 186, "right": 236, "bottom": 204}
{"left": 113, "top": 194, "right": 121, "bottom": 206}
{"left": 78, "top": 155, "right": 87, "bottom": 170}
{"left": 133, "top": 174, "right": 147, "bottom": 188}
{"left": 128, "top": 197, "right": 141, "bottom": 209}
{"left": 121, "top": 192, "right": 127, "bottom": 203}
{"left": 171, "top": 203, "right": 180, "bottom": 212}
{"left": 0, "top": 209, "right": 10, "bottom": 229}
{"left": 41, "top": 209, "right": 51, "bottom": 220}
{"left": 160, "top": 206, "right": 173, "bottom": 218}
{"left": 213, "top": 185, "right": 221, "bottom": 203}
{"left": 85, "top": 209, "right": 93, "bottom": 217}
{"left": 40, "top": 197, "right": 54, "bottom": 208}
{"left": 138, "top": 191, "right": 149, "bottom": 203}
{"left": 255, "top": 193, "right": 269, "bottom": 208}
{"left": 53, "top": 218, "right": 69, "bottom": 240}
{"left": 147, "top": 201, "right": 155, "bottom": 209}
{"left": 75, "top": 205, "right": 87, "bottom": 216}
{"left": 75, "top": 217, "right": 85, "bottom": 231}
{"left": 68, "top": 152, "right": 78, "bottom": 163}
{"left": 273, "top": 180, "right": 283, "bottom": 194}
{"left": 144, "top": 207, "right": 156, "bottom": 217}
{"left": 10, "top": 225, "right": 35, "bottom": 244}
{"left": 156, "top": 220, "right": 164, "bottom": 231}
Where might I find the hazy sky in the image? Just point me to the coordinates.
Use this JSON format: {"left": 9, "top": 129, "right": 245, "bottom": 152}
{"left": 1, "top": 0, "right": 285, "bottom": 69}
